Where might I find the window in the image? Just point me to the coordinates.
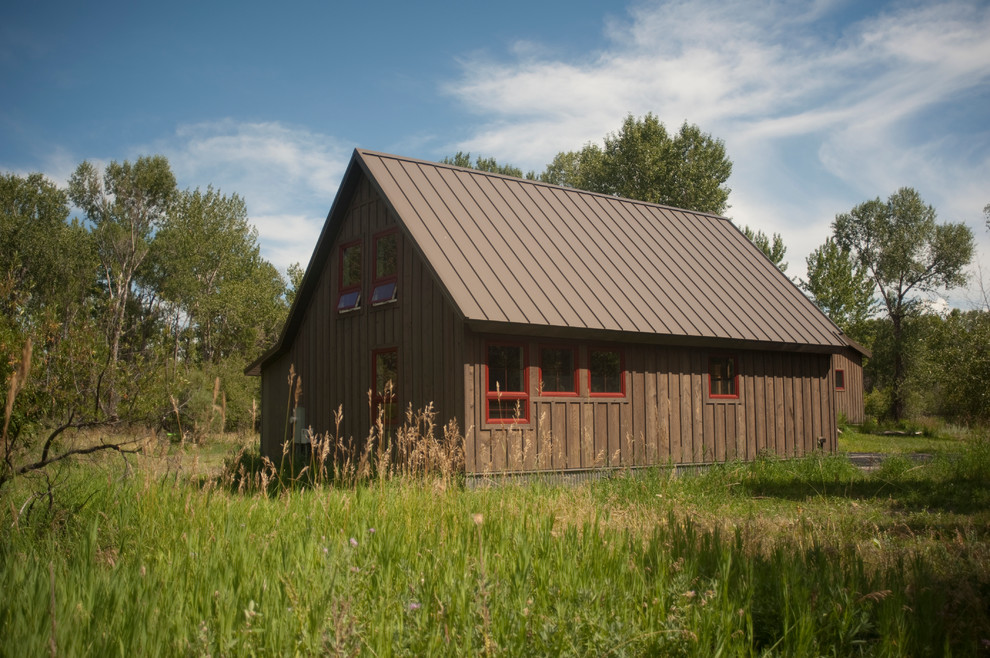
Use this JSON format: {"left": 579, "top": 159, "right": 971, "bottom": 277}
{"left": 835, "top": 369, "right": 846, "bottom": 391}
{"left": 708, "top": 355, "right": 739, "bottom": 399}
{"left": 539, "top": 346, "right": 577, "bottom": 396}
{"left": 372, "top": 348, "right": 399, "bottom": 425}
{"left": 486, "top": 343, "right": 529, "bottom": 422}
{"left": 589, "top": 348, "right": 624, "bottom": 396}
{"left": 337, "top": 241, "right": 361, "bottom": 312}
{"left": 371, "top": 231, "right": 398, "bottom": 306}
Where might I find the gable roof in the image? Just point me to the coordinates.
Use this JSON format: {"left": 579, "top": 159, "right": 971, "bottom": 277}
{"left": 249, "top": 149, "right": 849, "bottom": 374}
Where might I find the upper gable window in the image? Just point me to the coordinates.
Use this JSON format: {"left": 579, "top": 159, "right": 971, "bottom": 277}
{"left": 337, "top": 241, "right": 361, "bottom": 312}
{"left": 539, "top": 346, "right": 577, "bottom": 396}
{"left": 371, "top": 231, "right": 398, "bottom": 306}
{"left": 589, "top": 348, "right": 625, "bottom": 397}
{"left": 835, "top": 369, "right": 846, "bottom": 391}
{"left": 709, "top": 355, "right": 739, "bottom": 399}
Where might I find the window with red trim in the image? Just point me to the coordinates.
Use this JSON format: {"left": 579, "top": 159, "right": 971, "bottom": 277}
{"left": 708, "top": 355, "right": 739, "bottom": 399}
{"left": 486, "top": 343, "right": 529, "bottom": 422}
{"left": 539, "top": 346, "right": 577, "bottom": 396}
{"left": 371, "top": 231, "right": 398, "bottom": 306}
{"left": 372, "top": 348, "right": 398, "bottom": 425}
{"left": 337, "top": 241, "right": 361, "bottom": 312}
{"left": 589, "top": 348, "right": 624, "bottom": 396}
{"left": 835, "top": 369, "right": 846, "bottom": 391}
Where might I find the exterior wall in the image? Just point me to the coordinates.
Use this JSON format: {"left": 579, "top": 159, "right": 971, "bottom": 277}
{"left": 832, "top": 349, "right": 866, "bottom": 424}
{"left": 463, "top": 331, "right": 837, "bottom": 474}
{"left": 259, "top": 175, "right": 464, "bottom": 459}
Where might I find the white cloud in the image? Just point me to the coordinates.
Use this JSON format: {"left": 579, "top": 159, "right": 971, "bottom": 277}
{"left": 444, "top": 0, "right": 990, "bottom": 297}
{"left": 154, "top": 120, "right": 351, "bottom": 273}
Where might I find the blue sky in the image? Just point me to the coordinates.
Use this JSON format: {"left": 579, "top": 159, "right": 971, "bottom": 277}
{"left": 3, "top": 0, "right": 989, "bottom": 307}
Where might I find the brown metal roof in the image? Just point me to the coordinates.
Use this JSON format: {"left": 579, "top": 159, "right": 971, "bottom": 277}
{"left": 357, "top": 149, "right": 847, "bottom": 351}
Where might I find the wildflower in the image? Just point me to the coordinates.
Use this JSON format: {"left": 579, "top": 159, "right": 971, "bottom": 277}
{"left": 472, "top": 513, "right": 484, "bottom": 526}
{"left": 368, "top": 527, "right": 376, "bottom": 534}
{"left": 349, "top": 537, "right": 358, "bottom": 547}
{"left": 683, "top": 590, "right": 696, "bottom": 599}
{"left": 408, "top": 602, "right": 421, "bottom": 611}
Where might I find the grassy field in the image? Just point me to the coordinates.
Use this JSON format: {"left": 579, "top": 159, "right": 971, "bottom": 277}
{"left": 1, "top": 428, "right": 989, "bottom": 656}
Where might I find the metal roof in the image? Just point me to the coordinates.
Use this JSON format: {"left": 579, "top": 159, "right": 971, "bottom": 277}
{"left": 358, "top": 149, "right": 847, "bottom": 351}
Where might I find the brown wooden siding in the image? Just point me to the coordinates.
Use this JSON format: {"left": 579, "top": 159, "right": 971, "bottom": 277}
{"left": 833, "top": 349, "right": 865, "bottom": 423}
{"left": 259, "top": 175, "right": 464, "bottom": 459}
{"left": 463, "top": 331, "right": 836, "bottom": 475}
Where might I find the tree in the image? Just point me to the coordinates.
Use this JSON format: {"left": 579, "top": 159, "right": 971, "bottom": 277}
{"left": 68, "top": 156, "right": 177, "bottom": 417}
{"left": 441, "top": 152, "right": 528, "bottom": 178}
{"left": 541, "top": 114, "right": 732, "bottom": 215}
{"left": 801, "top": 237, "right": 875, "bottom": 337}
{"left": 285, "top": 262, "right": 305, "bottom": 307}
{"left": 833, "top": 187, "right": 974, "bottom": 419}
{"left": 742, "top": 226, "right": 788, "bottom": 273}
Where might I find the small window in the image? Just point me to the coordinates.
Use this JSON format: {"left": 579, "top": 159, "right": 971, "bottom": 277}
{"left": 539, "top": 346, "right": 577, "bottom": 395}
{"left": 372, "top": 348, "right": 399, "bottom": 425}
{"left": 709, "top": 355, "right": 739, "bottom": 399}
{"left": 589, "top": 348, "right": 624, "bottom": 396}
{"left": 835, "top": 369, "right": 846, "bottom": 391}
{"left": 337, "top": 241, "right": 361, "bottom": 312}
{"left": 486, "top": 343, "right": 528, "bottom": 423}
{"left": 371, "top": 231, "right": 398, "bottom": 306}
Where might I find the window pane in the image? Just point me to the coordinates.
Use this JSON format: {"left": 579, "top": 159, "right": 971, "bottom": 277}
{"left": 371, "top": 281, "right": 396, "bottom": 305}
{"left": 540, "top": 347, "right": 575, "bottom": 393}
{"left": 488, "top": 398, "right": 524, "bottom": 420}
{"left": 376, "top": 350, "right": 398, "bottom": 393}
{"left": 709, "top": 357, "right": 736, "bottom": 396}
{"left": 590, "top": 349, "right": 622, "bottom": 394}
{"left": 488, "top": 345, "right": 524, "bottom": 393}
{"left": 376, "top": 233, "right": 397, "bottom": 279}
{"left": 835, "top": 369, "right": 845, "bottom": 390}
{"left": 337, "top": 290, "right": 360, "bottom": 311}
{"left": 342, "top": 244, "right": 361, "bottom": 288}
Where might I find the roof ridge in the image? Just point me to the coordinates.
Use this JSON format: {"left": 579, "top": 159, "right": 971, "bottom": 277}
{"left": 355, "top": 148, "right": 733, "bottom": 222}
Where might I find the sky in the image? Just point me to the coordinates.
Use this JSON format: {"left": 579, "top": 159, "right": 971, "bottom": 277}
{"left": 3, "top": 0, "right": 989, "bottom": 308}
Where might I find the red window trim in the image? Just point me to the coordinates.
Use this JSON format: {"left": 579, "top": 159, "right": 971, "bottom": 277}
{"left": 708, "top": 354, "right": 740, "bottom": 400}
{"left": 372, "top": 347, "right": 399, "bottom": 426}
{"left": 485, "top": 342, "right": 529, "bottom": 424}
{"left": 835, "top": 368, "right": 846, "bottom": 391}
{"left": 371, "top": 229, "right": 399, "bottom": 306}
{"left": 588, "top": 347, "right": 626, "bottom": 398}
{"left": 538, "top": 344, "right": 579, "bottom": 397}
{"left": 337, "top": 239, "right": 362, "bottom": 313}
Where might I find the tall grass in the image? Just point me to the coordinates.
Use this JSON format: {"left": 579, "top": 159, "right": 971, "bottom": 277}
{"left": 2, "top": 435, "right": 989, "bottom": 655}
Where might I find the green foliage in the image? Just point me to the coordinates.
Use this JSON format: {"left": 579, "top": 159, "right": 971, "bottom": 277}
{"left": 834, "top": 188, "right": 975, "bottom": 419}
{"left": 541, "top": 114, "right": 732, "bottom": 215}
{"left": 802, "top": 237, "right": 876, "bottom": 335}
{"left": 441, "top": 151, "right": 527, "bottom": 178}
{"left": 741, "top": 225, "right": 788, "bottom": 272}
{"left": 285, "top": 261, "right": 305, "bottom": 307}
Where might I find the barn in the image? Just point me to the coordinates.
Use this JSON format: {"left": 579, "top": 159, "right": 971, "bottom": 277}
{"left": 247, "top": 149, "right": 866, "bottom": 476}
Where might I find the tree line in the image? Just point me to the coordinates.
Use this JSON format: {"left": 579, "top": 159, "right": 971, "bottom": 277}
{"left": 1, "top": 157, "right": 290, "bottom": 488}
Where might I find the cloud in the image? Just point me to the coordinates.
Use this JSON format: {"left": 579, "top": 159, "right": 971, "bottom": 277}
{"left": 443, "top": 0, "right": 990, "bottom": 294}
{"left": 154, "top": 120, "right": 351, "bottom": 272}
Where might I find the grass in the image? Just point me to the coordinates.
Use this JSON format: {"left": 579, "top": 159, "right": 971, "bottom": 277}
{"left": 1, "top": 424, "right": 989, "bottom": 656}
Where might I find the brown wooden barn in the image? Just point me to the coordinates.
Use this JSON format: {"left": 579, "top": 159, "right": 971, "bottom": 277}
{"left": 247, "top": 149, "right": 866, "bottom": 476}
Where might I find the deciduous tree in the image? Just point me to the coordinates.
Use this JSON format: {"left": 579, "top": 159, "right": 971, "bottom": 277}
{"left": 801, "top": 237, "right": 875, "bottom": 337}
{"left": 833, "top": 187, "right": 974, "bottom": 419}
{"left": 742, "top": 226, "right": 788, "bottom": 273}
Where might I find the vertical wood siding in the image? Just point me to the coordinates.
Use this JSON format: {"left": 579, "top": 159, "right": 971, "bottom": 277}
{"left": 260, "top": 175, "right": 464, "bottom": 458}
{"left": 464, "top": 332, "right": 836, "bottom": 475}
{"left": 832, "top": 349, "right": 865, "bottom": 423}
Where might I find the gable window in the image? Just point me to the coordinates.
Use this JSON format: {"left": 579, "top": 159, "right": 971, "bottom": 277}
{"left": 372, "top": 348, "right": 399, "bottom": 425}
{"left": 709, "top": 355, "right": 739, "bottom": 399}
{"left": 539, "top": 346, "right": 577, "bottom": 396}
{"left": 589, "top": 348, "right": 625, "bottom": 397}
{"left": 337, "top": 241, "right": 361, "bottom": 312}
{"left": 835, "top": 369, "right": 846, "bottom": 391}
{"left": 486, "top": 343, "right": 529, "bottom": 422}
{"left": 371, "top": 230, "right": 398, "bottom": 305}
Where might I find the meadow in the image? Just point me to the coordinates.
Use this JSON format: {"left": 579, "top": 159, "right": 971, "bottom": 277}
{"left": 1, "top": 425, "right": 988, "bottom": 656}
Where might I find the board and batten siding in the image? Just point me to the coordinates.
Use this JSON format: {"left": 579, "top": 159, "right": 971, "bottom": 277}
{"left": 832, "top": 349, "right": 865, "bottom": 424}
{"left": 463, "top": 333, "right": 836, "bottom": 475}
{"left": 260, "top": 176, "right": 465, "bottom": 459}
